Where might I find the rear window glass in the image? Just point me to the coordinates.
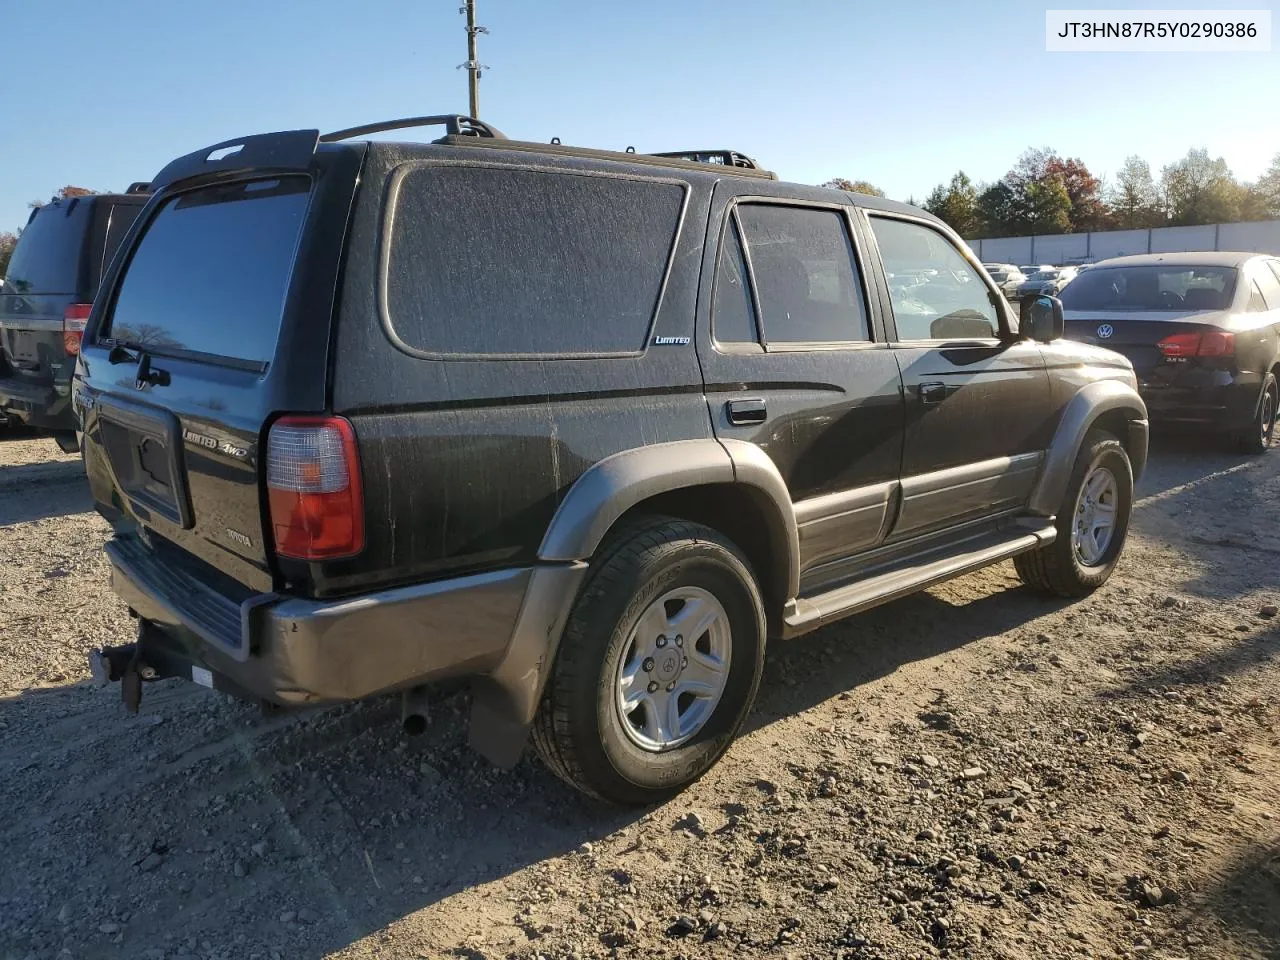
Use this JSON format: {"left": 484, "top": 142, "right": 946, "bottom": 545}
{"left": 105, "top": 178, "right": 309, "bottom": 365}
{"left": 384, "top": 166, "right": 684, "bottom": 357}
{"left": 2, "top": 199, "right": 92, "bottom": 295}
{"left": 1058, "top": 265, "right": 1237, "bottom": 312}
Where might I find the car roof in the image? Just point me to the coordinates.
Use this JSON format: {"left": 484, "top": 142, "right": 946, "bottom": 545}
{"left": 1092, "top": 251, "right": 1273, "bottom": 268}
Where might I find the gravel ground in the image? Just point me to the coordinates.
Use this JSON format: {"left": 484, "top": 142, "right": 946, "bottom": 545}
{"left": 1, "top": 427, "right": 1277, "bottom": 960}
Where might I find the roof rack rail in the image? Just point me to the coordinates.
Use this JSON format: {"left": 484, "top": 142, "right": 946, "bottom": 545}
{"left": 319, "top": 114, "right": 506, "bottom": 143}
{"left": 649, "top": 150, "right": 761, "bottom": 170}
{"left": 125, "top": 181, "right": 152, "bottom": 194}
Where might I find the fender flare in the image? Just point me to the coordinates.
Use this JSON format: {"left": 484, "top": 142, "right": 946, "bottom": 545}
{"left": 469, "top": 439, "right": 799, "bottom": 767}
{"left": 1028, "top": 379, "right": 1148, "bottom": 518}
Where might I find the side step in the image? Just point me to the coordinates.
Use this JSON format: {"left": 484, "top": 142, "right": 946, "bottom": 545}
{"left": 782, "top": 523, "right": 1056, "bottom": 638}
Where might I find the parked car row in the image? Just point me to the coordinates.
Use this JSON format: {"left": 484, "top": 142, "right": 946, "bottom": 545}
{"left": 0, "top": 115, "right": 1273, "bottom": 806}
{"left": 982, "top": 262, "right": 1084, "bottom": 300}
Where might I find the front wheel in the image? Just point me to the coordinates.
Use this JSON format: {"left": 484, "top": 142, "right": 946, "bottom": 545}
{"left": 1015, "top": 429, "right": 1134, "bottom": 597}
{"left": 1236, "top": 373, "right": 1277, "bottom": 455}
{"left": 531, "top": 517, "right": 766, "bottom": 805}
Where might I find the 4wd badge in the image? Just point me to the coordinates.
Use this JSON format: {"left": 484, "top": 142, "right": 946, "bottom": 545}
{"left": 182, "top": 428, "right": 249, "bottom": 461}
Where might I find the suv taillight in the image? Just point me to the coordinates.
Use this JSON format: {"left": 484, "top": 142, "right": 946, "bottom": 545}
{"left": 63, "top": 303, "right": 92, "bottom": 356}
{"left": 266, "top": 416, "right": 365, "bottom": 560}
{"left": 1157, "top": 330, "right": 1235, "bottom": 359}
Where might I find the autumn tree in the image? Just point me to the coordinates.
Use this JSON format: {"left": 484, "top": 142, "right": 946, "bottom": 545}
{"left": 28, "top": 185, "right": 97, "bottom": 209}
{"left": 1255, "top": 153, "right": 1280, "bottom": 219}
{"left": 0, "top": 232, "right": 18, "bottom": 278}
{"left": 821, "top": 177, "right": 885, "bottom": 197}
{"left": 1160, "top": 149, "right": 1241, "bottom": 225}
{"left": 923, "top": 171, "right": 981, "bottom": 238}
{"left": 1109, "top": 156, "right": 1163, "bottom": 228}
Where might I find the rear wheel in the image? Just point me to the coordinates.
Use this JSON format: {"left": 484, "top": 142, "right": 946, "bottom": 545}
{"left": 1236, "top": 373, "right": 1277, "bottom": 455}
{"left": 1015, "top": 430, "right": 1133, "bottom": 597}
{"left": 531, "top": 517, "right": 766, "bottom": 805}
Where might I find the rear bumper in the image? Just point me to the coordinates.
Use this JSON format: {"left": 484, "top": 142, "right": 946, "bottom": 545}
{"left": 0, "top": 372, "right": 76, "bottom": 431}
{"left": 1137, "top": 369, "right": 1261, "bottom": 427}
{"left": 106, "top": 534, "right": 543, "bottom": 705}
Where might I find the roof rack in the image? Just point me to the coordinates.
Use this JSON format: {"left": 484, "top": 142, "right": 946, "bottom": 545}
{"left": 125, "top": 181, "right": 152, "bottom": 194}
{"left": 648, "top": 150, "right": 762, "bottom": 170}
{"left": 319, "top": 114, "right": 505, "bottom": 143}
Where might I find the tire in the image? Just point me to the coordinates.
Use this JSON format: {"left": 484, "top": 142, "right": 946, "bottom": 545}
{"left": 531, "top": 516, "right": 766, "bottom": 805}
{"left": 1235, "top": 373, "right": 1277, "bottom": 455}
{"left": 1015, "top": 429, "right": 1133, "bottom": 598}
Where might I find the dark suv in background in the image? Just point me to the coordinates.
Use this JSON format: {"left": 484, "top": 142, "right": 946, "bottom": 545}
{"left": 0, "top": 188, "right": 148, "bottom": 445}
{"left": 79, "top": 116, "right": 1147, "bottom": 804}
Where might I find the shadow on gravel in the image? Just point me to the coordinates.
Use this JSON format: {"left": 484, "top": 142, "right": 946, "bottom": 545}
{"left": 0, "top": 424, "right": 39, "bottom": 442}
{"left": 0, "top": 459, "right": 92, "bottom": 524}
{"left": 1100, "top": 623, "right": 1279, "bottom": 702}
{"left": 1186, "top": 840, "right": 1280, "bottom": 957}
{"left": 748, "top": 578, "right": 1070, "bottom": 730}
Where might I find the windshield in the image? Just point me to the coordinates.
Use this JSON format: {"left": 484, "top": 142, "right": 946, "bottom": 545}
{"left": 1058, "top": 265, "right": 1238, "bottom": 312}
{"left": 1027, "top": 270, "right": 1059, "bottom": 281}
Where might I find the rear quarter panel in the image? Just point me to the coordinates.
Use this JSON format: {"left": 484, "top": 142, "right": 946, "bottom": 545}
{"left": 320, "top": 145, "right": 716, "bottom": 598}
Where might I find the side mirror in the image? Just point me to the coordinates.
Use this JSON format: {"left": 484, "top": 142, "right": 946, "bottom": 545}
{"left": 1021, "top": 294, "right": 1064, "bottom": 343}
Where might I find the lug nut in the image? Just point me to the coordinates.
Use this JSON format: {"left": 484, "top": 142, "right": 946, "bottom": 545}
{"left": 682, "top": 657, "right": 688, "bottom": 668}
{"left": 656, "top": 635, "right": 667, "bottom": 648}
{"left": 647, "top": 681, "right": 659, "bottom": 693}
{"left": 642, "top": 657, "right": 655, "bottom": 672}
{"left": 666, "top": 682, "right": 676, "bottom": 692}
{"left": 675, "top": 634, "right": 683, "bottom": 647}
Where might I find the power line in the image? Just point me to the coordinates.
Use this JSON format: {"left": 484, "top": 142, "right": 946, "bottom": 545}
{"left": 458, "top": 0, "right": 489, "bottom": 119}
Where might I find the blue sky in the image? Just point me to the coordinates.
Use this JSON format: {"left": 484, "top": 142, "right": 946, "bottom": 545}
{"left": 1, "top": 0, "right": 1277, "bottom": 232}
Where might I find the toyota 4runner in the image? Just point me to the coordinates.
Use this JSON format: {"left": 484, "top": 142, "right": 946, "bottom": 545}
{"left": 78, "top": 116, "right": 1148, "bottom": 804}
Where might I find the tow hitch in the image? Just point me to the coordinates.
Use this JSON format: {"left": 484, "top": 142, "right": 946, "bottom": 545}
{"left": 88, "top": 627, "right": 160, "bottom": 713}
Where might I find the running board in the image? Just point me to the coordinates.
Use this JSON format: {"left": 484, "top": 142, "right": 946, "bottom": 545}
{"left": 782, "top": 523, "right": 1057, "bottom": 638}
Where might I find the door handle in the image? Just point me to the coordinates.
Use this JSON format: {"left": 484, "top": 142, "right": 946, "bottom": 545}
{"left": 918, "top": 381, "right": 947, "bottom": 404}
{"left": 726, "top": 398, "right": 767, "bottom": 425}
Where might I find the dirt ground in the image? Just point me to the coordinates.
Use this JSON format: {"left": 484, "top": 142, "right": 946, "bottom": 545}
{"left": 1, "top": 428, "right": 1277, "bottom": 960}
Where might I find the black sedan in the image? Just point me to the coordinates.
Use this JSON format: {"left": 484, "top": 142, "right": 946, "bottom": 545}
{"left": 1059, "top": 252, "right": 1280, "bottom": 452}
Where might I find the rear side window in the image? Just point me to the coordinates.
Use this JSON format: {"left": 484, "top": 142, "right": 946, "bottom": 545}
{"left": 104, "top": 178, "right": 309, "bottom": 366}
{"left": 384, "top": 166, "right": 685, "bottom": 357}
{"left": 1248, "top": 282, "right": 1267, "bottom": 313}
{"left": 2, "top": 199, "right": 92, "bottom": 295}
{"left": 1251, "top": 262, "right": 1280, "bottom": 309}
{"left": 734, "top": 204, "right": 869, "bottom": 345}
{"left": 99, "top": 203, "right": 143, "bottom": 282}
{"left": 711, "top": 221, "right": 757, "bottom": 345}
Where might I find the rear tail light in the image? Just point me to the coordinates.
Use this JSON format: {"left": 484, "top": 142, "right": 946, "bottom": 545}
{"left": 1157, "top": 330, "right": 1235, "bottom": 359}
{"left": 62, "top": 303, "right": 92, "bottom": 356}
{"left": 266, "top": 416, "right": 364, "bottom": 560}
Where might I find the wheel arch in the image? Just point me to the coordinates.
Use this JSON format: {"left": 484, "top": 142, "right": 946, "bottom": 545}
{"left": 1029, "top": 379, "right": 1148, "bottom": 517}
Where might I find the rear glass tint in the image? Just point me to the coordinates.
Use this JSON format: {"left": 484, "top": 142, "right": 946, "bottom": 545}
{"left": 1058, "top": 265, "right": 1237, "bottom": 312}
{"left": 384, "top": 166, "right": 685, "bottom": 357}
{"left": 105, "top": 178, "right": 309, "bottom": 364}
{"left": 2, "top": 199, "right": 92, "bottom": 295}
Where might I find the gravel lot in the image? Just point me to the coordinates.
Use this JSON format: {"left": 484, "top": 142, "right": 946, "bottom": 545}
{"left": 1, "top": 428, "right": 1278, "bottom": 960}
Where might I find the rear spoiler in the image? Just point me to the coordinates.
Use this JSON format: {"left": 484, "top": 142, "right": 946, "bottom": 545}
{"left": 150, "top": 115, "right": 505, "bottom": 191}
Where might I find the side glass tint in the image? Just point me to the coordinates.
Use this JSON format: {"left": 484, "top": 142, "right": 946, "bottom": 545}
{"left": 711, "top": 220, "right": 758, "bottom": 344}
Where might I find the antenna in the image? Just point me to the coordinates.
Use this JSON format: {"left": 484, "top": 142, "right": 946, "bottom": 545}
{"left": 458, "top": 0, "right": 489, "bottom": 118}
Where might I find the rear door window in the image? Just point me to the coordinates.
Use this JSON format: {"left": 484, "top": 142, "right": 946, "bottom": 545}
{"left": 383, "top": 166, "right": 685, "bottom": 357}
{"left": 104, "top": 178, "right": 310, "bottom": 366}
{"left": 98, "top": 203, "right": 143, "bottom": 283}
{"left": 733, "top": 203, "right": 869, "bottom": 345}
{"left": 711, "top": 220, "right": 758, "bottom": 345}
{"left": 2, "top": 199, "right": 92, "bottom": 295}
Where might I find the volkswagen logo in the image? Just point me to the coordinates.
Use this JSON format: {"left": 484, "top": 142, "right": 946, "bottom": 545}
{"left": 1096, "top": 324, "right": 1114, "bottom": 339}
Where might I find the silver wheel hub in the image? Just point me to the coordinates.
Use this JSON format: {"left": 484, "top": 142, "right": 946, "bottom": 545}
{"left": 1072, "top": 464, "right": 1118, "bottom": 567}
{"left": 614, "top": 586, "right": 731, "bottom": 752}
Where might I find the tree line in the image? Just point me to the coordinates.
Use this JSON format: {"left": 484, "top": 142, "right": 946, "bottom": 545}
{"left": 825, "top": 148, "right": 1280, "bottom": 240}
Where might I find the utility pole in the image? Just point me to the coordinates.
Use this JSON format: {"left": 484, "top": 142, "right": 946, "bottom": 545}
{"left": 459, "top": 1, "right": 488, "bottom": 118}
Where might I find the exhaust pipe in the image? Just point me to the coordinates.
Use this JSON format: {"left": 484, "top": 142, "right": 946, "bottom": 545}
{"left": 401, "top": 686, "right": 430, "bottom": 736}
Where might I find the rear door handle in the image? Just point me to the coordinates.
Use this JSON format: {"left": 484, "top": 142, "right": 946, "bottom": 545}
{"left": 726, "top": 398, "right": 767, "bottom": 425}
{"left": 918, "top": 381, "right": 947, "bottom": 404}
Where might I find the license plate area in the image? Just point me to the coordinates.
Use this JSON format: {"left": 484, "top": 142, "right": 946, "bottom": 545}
{"left": 98, "top": 395, "right": 193, "bottom": 529}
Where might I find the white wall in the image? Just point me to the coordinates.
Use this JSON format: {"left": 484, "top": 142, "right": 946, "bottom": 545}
{"left": 972, "top": 219, "right": 1280, "bottom": 264}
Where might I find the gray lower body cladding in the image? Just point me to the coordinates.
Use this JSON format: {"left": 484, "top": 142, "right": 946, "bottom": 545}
{"left": 106, "top": 534, "right": 584, "bottom": 711}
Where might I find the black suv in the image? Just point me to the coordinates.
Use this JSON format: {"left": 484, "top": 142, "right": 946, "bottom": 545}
{"left": 1, "top": 189, "right": 148, "bottom": 443}
{"left": 78, "top": 117, "right": 1148, "bottom": 804}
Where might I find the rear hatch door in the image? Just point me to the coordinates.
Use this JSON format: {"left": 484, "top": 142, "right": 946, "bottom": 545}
{"left": 0, "top": 200, "right": 92, "bottom": 384}
{"left": 77, "top": 141, "right": 360, "bottom": 595}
